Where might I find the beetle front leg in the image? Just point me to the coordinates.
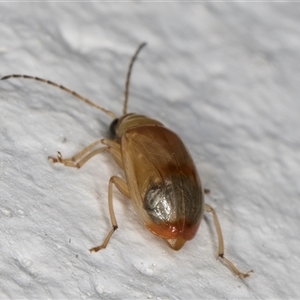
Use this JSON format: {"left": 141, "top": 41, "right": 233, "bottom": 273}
{"left": 48, "top": 139, "right": 109, "bottom": 168}
{"left": 204, "top": 203, "right": 253, "bottom": 278}
{"left": 89, "top": 176, "right": 130, "bottom": 252}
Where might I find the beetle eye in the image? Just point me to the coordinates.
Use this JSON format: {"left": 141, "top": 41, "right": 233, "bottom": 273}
{"left": 109, "top": 118, "right": 119, "bottom": 138}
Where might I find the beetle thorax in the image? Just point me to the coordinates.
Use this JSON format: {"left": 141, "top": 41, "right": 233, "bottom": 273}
{"left": 110, "top": 113, "right": 163, "bottom": 141}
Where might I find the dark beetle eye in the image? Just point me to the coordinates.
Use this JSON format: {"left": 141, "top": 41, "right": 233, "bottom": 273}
{"left": 109, "top": 118, "right": 119, "bottom": 138}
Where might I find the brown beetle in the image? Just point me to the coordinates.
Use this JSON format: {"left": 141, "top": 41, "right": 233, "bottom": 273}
{"left": 1, "top": 43, "right": 252, "bottom": 278}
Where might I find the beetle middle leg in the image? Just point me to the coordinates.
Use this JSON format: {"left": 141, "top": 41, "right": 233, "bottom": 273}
{"left": 204, "top": 203, "right": 253, "bottom": 278}
{"left": 89, "top": 176, "right": 130, "bottom": 252}
{"left": 49, "top": 137, "right": 128, "bottom": 252}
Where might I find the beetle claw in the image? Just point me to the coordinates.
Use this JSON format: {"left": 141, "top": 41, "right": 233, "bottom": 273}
{"left": 239, "top": 269, "right": 254, "bottom": 278}
{"left": 48, "top": 151, "right": 80, "bottom": 168}
{"left": 89, "top": 246, "right": 104, "bottom": 252}
{"left": 48, "top": 151, "right": 63, "bottom": 163}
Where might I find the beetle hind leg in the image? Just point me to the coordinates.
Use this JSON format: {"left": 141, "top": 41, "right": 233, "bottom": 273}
{"left": 204, "top": 203, "right": 253, "bottom": 278}
{"left": 89, "top": 176, "right": 130, "bottom": 252}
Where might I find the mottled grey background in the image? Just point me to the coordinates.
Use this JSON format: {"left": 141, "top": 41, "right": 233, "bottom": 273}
{"left": 0, "top": 3, "right": 299, "bottom": 299}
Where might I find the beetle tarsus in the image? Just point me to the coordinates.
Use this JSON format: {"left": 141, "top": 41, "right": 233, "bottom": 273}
{"left": 205, "top": 203, "right": 252, "bottom": 279}
{"left": 89, "top": 225, "right": 117, "bottom": 253}
{"left": 218, "top": 253, "right": 253, "bottom": 278}
{"left": 89, "top": 245, "right": 104, "bottom": 252}
{"left": 48, "top": 151, "right": 81, "bottom": 168}
{"left": 48, "top": 151, "right": 63, "bottom": 163}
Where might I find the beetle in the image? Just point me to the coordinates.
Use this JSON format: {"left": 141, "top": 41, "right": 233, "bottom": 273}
{"left": 1, "top": 43, "right": 252, "bottom": 278}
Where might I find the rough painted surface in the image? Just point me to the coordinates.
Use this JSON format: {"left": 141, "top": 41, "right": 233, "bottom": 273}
{"left": 0, "top": 3, "right": 299, "bottom": 299}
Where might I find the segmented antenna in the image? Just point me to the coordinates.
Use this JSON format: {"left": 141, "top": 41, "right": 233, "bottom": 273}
{"left": 0, "top": 74, "right": 117, "bottom": 119}
{"left": 123, "top": 42, "right": 147, "bottom": 116}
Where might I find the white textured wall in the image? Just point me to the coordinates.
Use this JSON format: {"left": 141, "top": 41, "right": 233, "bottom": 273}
{"left": 0, "top": 3, "right": 299, "bottom": 299}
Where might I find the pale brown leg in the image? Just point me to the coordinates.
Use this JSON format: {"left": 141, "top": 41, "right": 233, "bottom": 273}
{"left": 204, "top": 203, "right": 253, "bottom": 278}
{"left": 101, "top": 138, "right": 121, "bottom": 151}
{"left": 48, "top": 138, "right": 129, "bottom": 251}
{"left": 99, "top": 138, "right": 124, "bottom": 169}
{"left": 48, "top": 139, "right": 114, "bottom": 168}
{"left": 90, "top": 176, "right": 130, "bottom": 252}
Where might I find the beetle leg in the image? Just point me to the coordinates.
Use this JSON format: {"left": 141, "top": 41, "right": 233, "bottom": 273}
{"left": 48, "top": 139, "right": 109, "bottom": 168}
{"left": 204, "top": 203, "right": 253, "bottom": 278}
{"left": 101, "top": 139, "right": 124, "bottom": 169}
{"left": 101, "top": 138, "right": 121, "bottom": 150}
{"left": 48, "top": 138, "right": 123, "bottom": 168}
{"left": 89, "top": 176, "right": 130, "bottom": 252}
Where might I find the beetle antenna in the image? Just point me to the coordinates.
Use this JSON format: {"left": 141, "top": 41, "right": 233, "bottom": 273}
{"left": 1, "top": 74, "right": 117, "bottom": 119}
{"left": 123, "top": 42, "right": 147, "bottom": 116}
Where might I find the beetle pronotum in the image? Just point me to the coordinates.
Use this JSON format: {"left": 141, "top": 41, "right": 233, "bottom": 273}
{"left": 1, "top": 43, "right": 252, "bottom": 278}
